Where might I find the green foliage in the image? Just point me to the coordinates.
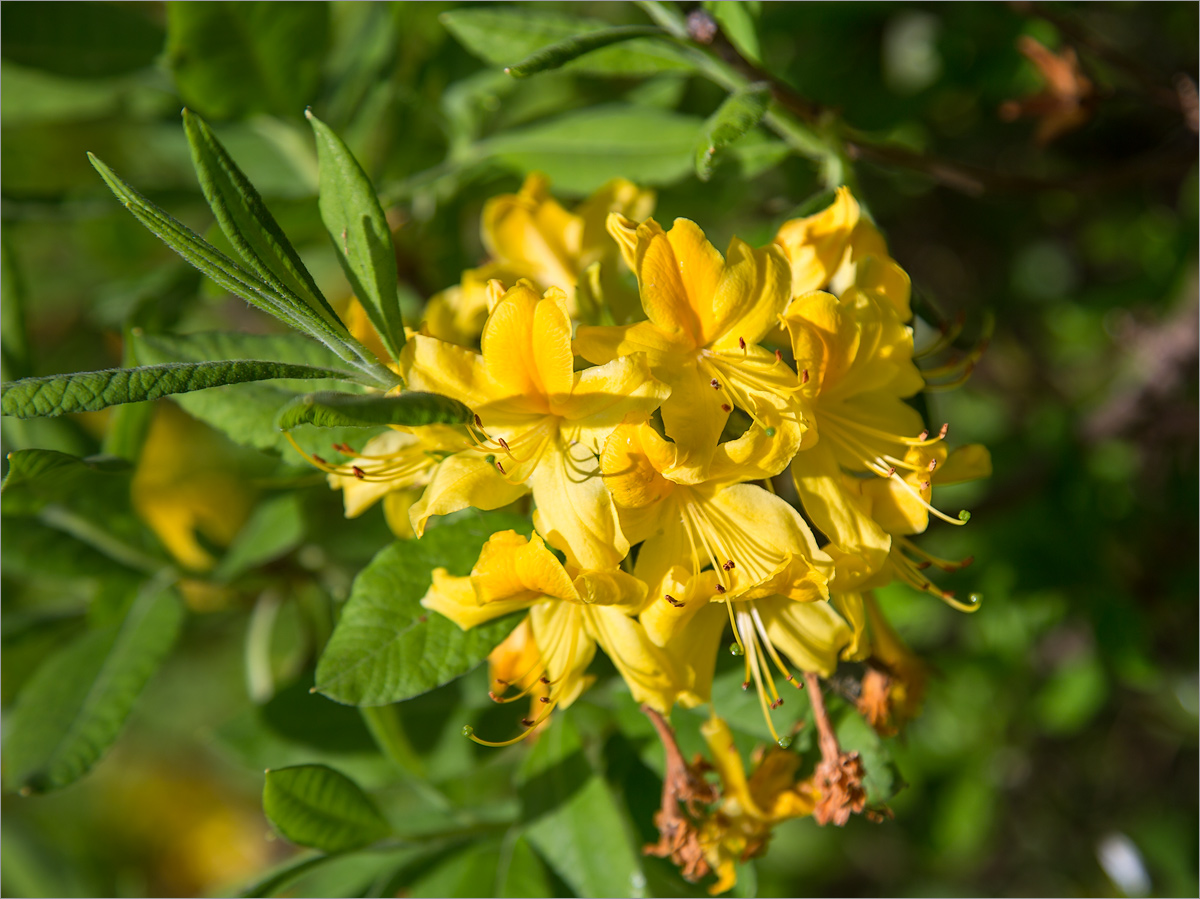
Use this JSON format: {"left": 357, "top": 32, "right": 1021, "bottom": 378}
{"left": 275, "top": 391, "right": 473, "bottom": 430}
{"left": 695, "top": 83, "right": 772, "bottom": 181}
{"left": 1, "top": 581, "right": 183, "bottom": 794}
{"left": 263, "top": 764, "right": 392, "bottom": 852}
{"left": 0, "top": 2, "right": 164, "bottom": 78}
{"left": 309, "top": 111, "right": 407, "bottom": 361}
{"left": 504, "top": 26, "right": 667, "bottom": 79}
{"left": 1, "top": 360, "right": 355, "bottom": 418}
{"left": 165, "top": 2, "right": 330, "bottom": 120}
{"left": 315, "top": 513, "right": 530, "bottom": 706}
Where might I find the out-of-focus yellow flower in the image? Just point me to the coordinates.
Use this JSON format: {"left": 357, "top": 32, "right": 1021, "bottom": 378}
{"left": 131, "top": 402, "right": 255, "bottom": 573}
{"left": 402, "top": 280, "right": 668, "bottom": 569}
{"left": 421, "top": 530, "right": 680, "bottom": 743}
{"left": 424, "top": 173, "right": 655, "bottom": 344}
{"left": 577, "top": 214, "right": 803, "bottom": 480}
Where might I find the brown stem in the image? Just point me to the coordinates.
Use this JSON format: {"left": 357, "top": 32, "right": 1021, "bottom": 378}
{"left": 803, "top": 671, "right": 841, "bottom": 764}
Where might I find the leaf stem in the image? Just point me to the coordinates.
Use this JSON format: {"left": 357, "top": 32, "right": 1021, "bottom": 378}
{"left": 38, "top": 505, "right": 169, "bottom": 576}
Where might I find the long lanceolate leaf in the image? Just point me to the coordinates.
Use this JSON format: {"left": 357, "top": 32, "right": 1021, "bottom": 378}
{"left": 87, "top": 154, "right": 397, "bottom": 387}
{"left": 504, "top": 25, "right": 666, "bottom": 77}
{"left": 276, "top": 390, "right": 473, "bottom": 430}
{"left": 695, "top": 82, "right": 772, "bottom": 182}
{"left": 182, "top": 110, "right": 346, "bottom": 338}
{"left": 1, "top": 361, "right": 358, "bottom": 418}
{"left": 307, "top": 112, "right": 407, "bottom": 363}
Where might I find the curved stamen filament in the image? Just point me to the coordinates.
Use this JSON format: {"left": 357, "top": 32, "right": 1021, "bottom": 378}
{"left": 898, "top": 537, "right": 973, "bottom": 572}
{"left": 749, "top": 603, "right": 803, "bottom": 690}
{"left": 914, "top": 311, "right": 965, "bottom": 360}
{"left": 466, "top": 701, "right": 558, "bottom": 747}
{"left": 736, "top": 609, "right": 784, "bottom": 745}
{"left": 891, "top": 552, "right": 981, "bottom": 613}
{"left": 819, "top": 408, "right": 947, "bottom": 448}
{"left": 285, "top": 432, "right": 431, "bottom": 483}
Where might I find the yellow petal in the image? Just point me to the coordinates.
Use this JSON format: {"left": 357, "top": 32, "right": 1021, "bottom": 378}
{"left": 664, "top": 218, "right": 725, "bottom": 342}
{"left": 480, "top": 281, "right": 570, "bottom": 407}
{"left": 773, "top": 186, "right": 860, "bottom": 296}
{"left": 701, "top": 716, "right": 766, "bottom": 818}
{"left": 756, "top": 595, "right": 851, "bottom": 677}
{"left": 706, "top": 238, "right": 792, "bottom": 348}
{"left": 409, "top": 450, "right": 527, "bottom": 537}
{"left": 574, "top": 319, "right": 691, "bottom": 366}
{"left": 400, "top": 333, "right": 490, "bottom": 409}
{"left": 934, "top": 443, "right": 993, "bottom": 485}
{"left": 471, "top": 530, "right": 578, "bottom": 605}
{"left": 831, "top": 591, "right": 870, "bottom": 661}
{"left": 601, "top": 418, "right": 677, "bottom": 510}
{"left": 558, "top": 352, "right": 670, "bottom": 440}
{"left": 578, "top": 180, "right": 655, "bottom": 265}
{"left": 382, "top": 490, "right": 418, "bottom": 539}
{"left": 482, "top": 173, "right": 579, "bottom": 293}
{"left": 529, "top": 602, "right": 596, "bottom": 709}
{"left": 585, "top": 604, "right": 681, "bottom": 713}
{"left": 420, "top": 568, "right": 534, "bottom": 630}
{"left": 633, "top": 218, "right": 704, "bottom": 346}
{"left": 572, "top": 568, "right": 647, "bottom": 608}
{"left": 656, "top": 600, "right": 727, "bottom": 706}
{"left": 530, "top": 435, "right": 628, "bottom": 570}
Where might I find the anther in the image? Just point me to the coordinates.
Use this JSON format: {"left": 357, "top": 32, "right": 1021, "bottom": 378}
{"left": 885, "top": 467, "right": 896, "bottom": 477}
{"left": 916, "top": 560, "right": 932, "bottom": 570}
{"left": 540, "top": 675, "right": 550, "bottom": 684}
{"left": 721, "top": 403, "right": 732, "bottom": 412}
{"left": 474, "top": 414, "right": 483, "bottom": 427}
{"left": 352, "top": 466, "right": 366, "bottom": 479}
{"left": 938, "top": 423, "right": 949, "bottom": 438}
{"left": 710, "top": 378, "right": 720, "bottom": 389}
{"left": 918, "top": 429, "right": 929, "bottom": 441}
{"left": 722, "top": 559, "right": 735, "bottom": 571}
{"left": 801, "top": 369, "right": 810, "bottom": 384}
{"left": 738, "top": 336, "right": 747, "bottom": 350}
{"left": 928, "top": 458, "right": 938, "bottom": 471}
{"left": 714, "top": 584, "right": 726, "bottom": 594}
{"left": 665, "top": 594, "right": 684, "bottom": 608}
{"left": 539, "top": 696, "right": 551, "bottom": 703}
{"left": 498, "top": 437, "right": 511, "bottom": 452}
{"left": 488, "top": 691, "right": 502, "bottom": 702}
{"left": 775, "top": 348, "right": 783, "bottom": 362}
{"left": 312, "top": 454, "right": 327, "bottom": 465}
{"left": 333, "top": 443, "right": 356, "bottom": 455}
{"left": 961, "top": 555, "right": 975, "bottom": 567}
{"left": 772, "top": 698, "right": 785, "bottom": 709}
{"left": 920, "top": 480, "right": 931, "bottom": 491}
{"left": 742, "top": 681, "right": 751, "bottom": 691}
{"left": 495, "top": 460, "right": 506, "bottom": 474}
{"left": 521, "top": 718, "right": 535, "bottom": 728}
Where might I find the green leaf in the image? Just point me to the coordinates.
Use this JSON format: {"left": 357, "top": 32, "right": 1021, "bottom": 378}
{"left": 132, "top": 329, "right": 351, "bottom": 370}
{"left": 166, "top": 2, "right": 330, "bottom": 120}
{"left": 505, "top": 25, "right": 666, "bottom": 78}
{"left": 315, "top": 513, "right": 531, "bottom": 706}
{"left": 498, "top": 834, "right": 557, "bottom": 898}
{"left": 482, "top": 104, "right": 704, "bottom": 194}
{"left": 214, "top": 493, "right": 306, "bottom": 582}
{"left": 182, "top": 110, "right": 344, "bottom": 335}
{"left": 1, "top": 449, "right": 129, "bottom": 517}
{"left": 834, "top": 705, "right": 899, "bottom": 805}
{"left": 518, "top": 714, "right": 646, "bottom": 898}
{"left": 1, "top": 360, "right": 357, "bottom": 419}
{"left": 263, "top": 764, "right": 391, "bottom": 853}
{"left": 308, "top": 111, "right": 406, "bottom": 361}
{"left": 2, "top": 581, "right": 184, "bottom": 794}
{"left": 1, "top": 2, "right": 164, "bottom": 78}
{"left": 240, "top": 851, "right": 344, "bottom": 899}
{"left": 277, "top": 391, "right": 473, "bottom": 431}
{"left": 695, "top": 83, "right": 772, "bottom": 182}
{"left": 441, "top": 8, "right": 690, "bottom": 77}
{"left": 88, "top": 154, "right": 379, "bottom": 376}
{"left": 703, "top": 1, "right": 762, "bottom": 64}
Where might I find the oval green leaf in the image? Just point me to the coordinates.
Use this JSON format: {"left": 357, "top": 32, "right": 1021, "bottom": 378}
{"left": 263, "top": 764, "right": 391, "bottom": 853}
{"left": 276, "top": 390, "right": 472, "bottom": 430}
{"left": 505, "top": 25, "right": 665, "bottom": 78}
{"left": 1, "top": 360, "right": 355, "bottom": 419}
{"left": 695, "top": 83, "right": 772, "bottom": 182}
{"left": 315, "top": 513, "right": 530, "bottom": 706}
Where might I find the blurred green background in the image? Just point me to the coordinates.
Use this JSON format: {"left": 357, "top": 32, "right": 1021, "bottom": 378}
{"left": 2, "top": 2, "right": 1196, "bottom": 896}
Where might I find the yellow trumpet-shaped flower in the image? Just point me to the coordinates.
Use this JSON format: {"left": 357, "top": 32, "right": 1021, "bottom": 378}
{"left": 783, "top": 283, "right": 937, "bottom": 588}
{"left": 424, "top": 173, "right": 655, "bottom": 344}
{"left": 421, "top": 530, "right": 681, "bottom": 743}
{"left": 576, "top": 214, "right": 804, "bottom": 479}
{"left": 401, "top": 280, "right": 670, "bottom": 570}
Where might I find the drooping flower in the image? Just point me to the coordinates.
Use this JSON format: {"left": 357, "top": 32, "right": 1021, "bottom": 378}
{"left": 420, "top": 529, "right": 681, "bottom": 742}
{"left": 577, "top": 214, "right": 804, "bottom": 479}
{"left": 424, "top": 173, "right": 655, "bottom": 344}
{"left": 401, "top": 280, "right": 669, "bottom": 569}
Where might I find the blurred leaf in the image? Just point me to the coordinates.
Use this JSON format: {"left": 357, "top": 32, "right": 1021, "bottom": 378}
{"left": 1, "top": 449, "right": 129, "bottom": 517}
{"left": 308, "top": 111, "right": 406, "bottom": 361}
{"left": 166, "top": 2, "right": 330, "bottom": 120}
{"left": 703, "top": 1, "right": 762, "bottom": 64}
{"left": 498, "top": 833, "right": 557, "bottom": 898}
{"left": 1, "top": 581, "right": 183, "bottom": 794}
{"left": 1, "top": 235, "right": 30, "bottom": 382}
{"left": 315, "top": 513, "right": 531, "bottom": 706}
{"left": 1, "top": 360, "right": 358, "bottom": 419}
{"left": 133, "top": 330, "right": 350, "bottom": 369}
{"left": 1035, "top": 652, "right": 1108, "bottom": 736}
{"left": 240, "top": 851, "right": 344, "bottom": 899}
{"left": 0, "top": 2, "right": 164, "bottom": 78}
{"left": 276, "top": 390, "right": 473, "bottom": 430}
{"left": 183, "top": 110, "right": 344, "bottom": 334}
{"left": 263, "top": 764, "right": 391, "bottom": 852}
{"left": 441, "top": 8, "right": 690, "bottom": 77}
{"left": 0, "top": 518, "right": 134, "bottom": 581}
{"left": 695, "top": 83, "right": 771, "bottom": 181}
{"left": 834, "top": 703, "right": 899, "bottom": 805}
{"left": 518, "top": 713, "right": 646, "bottom": 898}
{"left": 482, "top": 104, "right": 704, "bottom": 193}
{"left": 214, "top": 492, "right": 306, "bottom": 581}
{"left": 505, "top": 26, "right": 666, "bottom": 78}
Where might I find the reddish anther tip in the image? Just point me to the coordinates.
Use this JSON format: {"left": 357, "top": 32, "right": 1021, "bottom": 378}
{"left": 521, "top": 718, "right": 535, "bottom": 727}
{"left": 945, "top": 590, "right": 957, "bottom": 599}
{"left": 312, "top": 454, "right": 327, "bottom": 465}
{"left": 918, "top": 429, "right": 929, "bottom": 441}
{"left": 920, "top": 480, "right": 931, "bottom": 491}
{"left": 721, "top": 403, "right": 732, "bottom": 412}
{"left": 540, "top": 675, "right": 550, "bottom": 684}
{"left": 928, "top": 458, "right": 939, "bottom": 471}
{"left": 710, "top": 378, "right": 720, "bottom": 389}
{"left": 474, "top": 414, "right": 483, "bottom": 427}
{"left": 715, "top": 583, "right": 726, "bottom": 594}
{"left": 886, "top": 467, "right": 897, "bottom": 477}
{"left": 939, "top": 422, "right": 950, "bottom": 438}
{"left": 352, "top": 466, "right": 366, "bottom": 479}
{"left": 722, "top": 559, "right": 735, "bottom": 571}
{"left": 488, "top": 691, "right": 501, "bottom": 702}
{"left": 738, "top": 336, "right": 747, "bottom": 350}
{"left": 775, "top": 348, "right": 783, "bottom": 362}
{"left": 498, "top": 437, "right": 510, "bottom": 451}
{"left": 916, "top": 560, "right": 932, "bottom": 570}
{"left": 801, "top": 369, "right": 810, "bottom": 383}
{"left": 961, "top": 555, "right": 975, "bottom": 568}
{"left": 665, "top": 594, "right": 684, "bottom": 608}
{"left": 539, "top": 696, "right": 551, "bottom": 703}
{"left": 495, "top": 461, "right": 506, "bottom": 474}
{"left": 742, "top": 681, "right": 751, "bottom": 691}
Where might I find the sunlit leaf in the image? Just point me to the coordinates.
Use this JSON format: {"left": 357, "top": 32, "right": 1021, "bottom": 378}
{"left": 263, "top": 764, "right": 391, "bottom": 852}
{"left": 276, "top": 390, "right": 472, "bottom": 431}
{"left": 695, "top": 83, "right": 771, "bottom": 182}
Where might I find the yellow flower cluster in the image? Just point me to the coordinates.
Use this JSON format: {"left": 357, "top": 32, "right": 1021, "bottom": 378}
{"left": 301, "top": 176, "right": 991, "bottom": 889}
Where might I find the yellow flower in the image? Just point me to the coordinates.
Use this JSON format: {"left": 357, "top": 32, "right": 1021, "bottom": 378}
{"left": 424, "top": 173, "right": 655, "bottom": 344}
{"left": 697, "top": 716, "right": 820, "bottom": 895}
{"left": 576, "top": 214, "right": 803, "bottom": 479}
{"left": 420, "top": 530, "right": 680, "bottom": 742}
{"left": 401, "top": 280, "right": 668, "bottom": 569}
{"left": 131, "top": 403, "right": 255, "bottom": 573}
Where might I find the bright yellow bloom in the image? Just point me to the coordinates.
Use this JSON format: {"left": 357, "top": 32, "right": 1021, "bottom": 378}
{"left": 402, "top": 280, "right": 669, "bottom": 569}
{"left": 424, "top": 173, "right": 655, "bottom": 344}
{"left": 697, "top": 716, "right": 820, "bottom": 895}
{"left": 576, "top": 215, "right": 803, "bottom": 480}
{"left": 420, "top": 530, "right": 681, "bottom": 741}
